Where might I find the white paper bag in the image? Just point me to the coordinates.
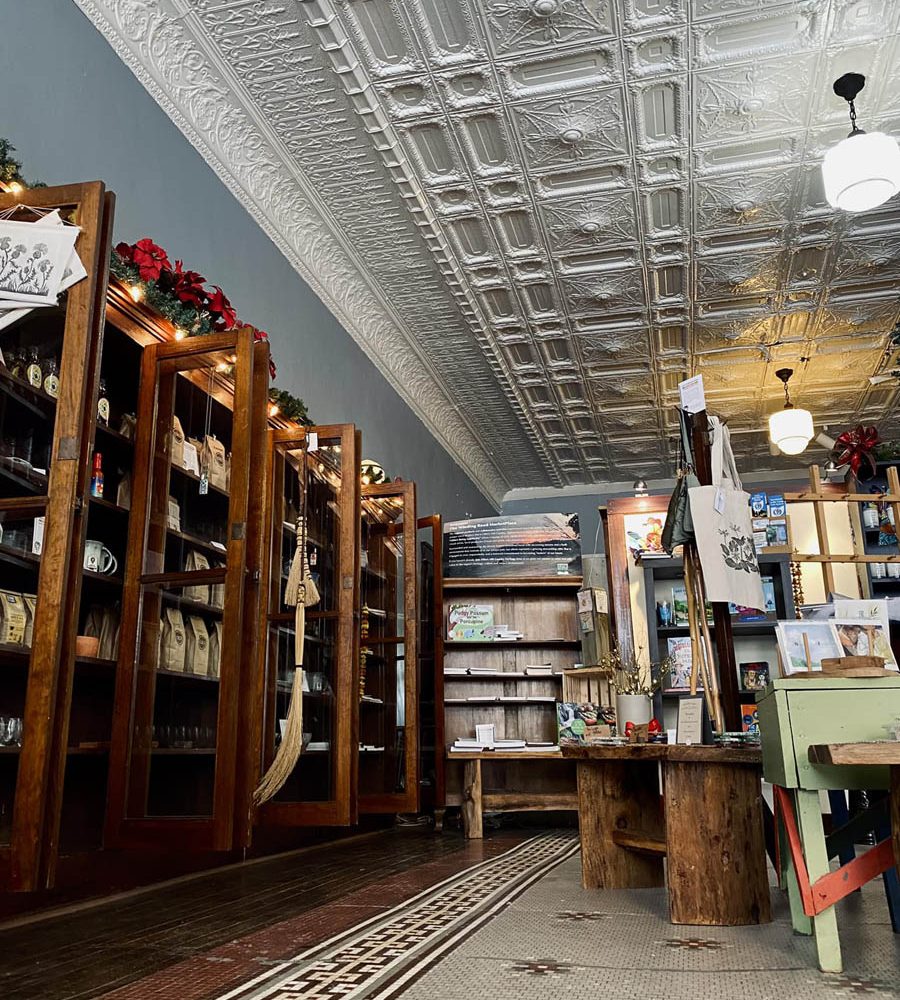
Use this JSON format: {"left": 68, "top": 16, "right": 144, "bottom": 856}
{"left": 688, "top": 416, "right": 765, "bottom": 610}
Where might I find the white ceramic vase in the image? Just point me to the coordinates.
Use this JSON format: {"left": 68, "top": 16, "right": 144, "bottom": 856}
{"left": 615, "top": 693, "right": 652, "bottom": 730}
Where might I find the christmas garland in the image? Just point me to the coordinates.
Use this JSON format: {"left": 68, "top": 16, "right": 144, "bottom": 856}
{"left": 111, "top": 239, "right": 310, "bottom": 424}
{"left": 0, "top": 138, "right": 44, "bottom": 190}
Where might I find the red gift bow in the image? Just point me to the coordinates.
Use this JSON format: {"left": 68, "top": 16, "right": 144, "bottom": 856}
{"left": 834, "top": 425, "right": 880, "bottom": 477}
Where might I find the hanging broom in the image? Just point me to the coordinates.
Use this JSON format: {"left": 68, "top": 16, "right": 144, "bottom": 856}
{"left": 253, "top": 461, "right": 320, "bottom": 804}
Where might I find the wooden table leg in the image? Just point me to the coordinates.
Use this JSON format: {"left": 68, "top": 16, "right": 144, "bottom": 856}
{"left": 462, "top": 759, "right": 482, "bottom": 840}
{"left": 795, "top": 788, "right": 842, "bottom": 973}
{"left": 778, "top": 794, "right": 812, "bottom": 936}
{"left": 576, "top": 760, "right": 664, "bottom": 890}
{"left": 665, "top": 760, "right": 771, "bottom": 926}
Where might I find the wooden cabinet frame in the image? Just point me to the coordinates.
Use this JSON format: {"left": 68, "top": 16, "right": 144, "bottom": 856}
{"left": 105, "top": 330, "right": 265, "bottom": 852}
{"left": 359, "top": 480, "right": 418, "bottom": 815}
{"left": 256, "top": 423, "right": 360, "bottom": 828}
{"left": 417, "top": 514, "right": 444, "bottom": 818}
{"left": 0, "top": 182, "right": 111, "bottom": 892}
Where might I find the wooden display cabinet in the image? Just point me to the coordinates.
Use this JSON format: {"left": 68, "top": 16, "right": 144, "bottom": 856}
{"left": 358, "top": 482, "right": 418, "bottom": 814}
{"left": 0, "top": 182, "right": 112, "bottom": 891}
{"left": 417, "top": 515, "right": 444, "bottom": 820}
{"left": 105, "top": 328, "right": 269, "bottom": 852}
{"left": 256, "top": 424, "right": 360, "bottom": 828}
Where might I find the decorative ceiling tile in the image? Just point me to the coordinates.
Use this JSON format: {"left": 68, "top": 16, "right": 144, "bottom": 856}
{"left": 77, "top": 0, "right": 900, "bottom": 497}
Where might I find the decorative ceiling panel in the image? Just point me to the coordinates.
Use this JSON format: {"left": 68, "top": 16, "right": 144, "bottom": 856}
{"left": 76, "top": 0, "right": 900, "bottom": 495}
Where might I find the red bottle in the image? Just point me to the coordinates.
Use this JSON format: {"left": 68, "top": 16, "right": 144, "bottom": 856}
{"left": 90, "top": 452, "right": 104, "bottom": 498}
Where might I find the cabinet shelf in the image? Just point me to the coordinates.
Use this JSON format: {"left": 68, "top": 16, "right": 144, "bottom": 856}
{"left": 0, "top": 461, "right": 48, "bottom": 494}
{"left": 444, "top": 671, "right": 562, "bottom": 681}
{"left": 88, "top": 495, "right": 130, "bottom": 516}
{"left": 151, "top": 748, "right": 217, "bottom": 756}
{"left": 443, "top": 576, "right": 583, "bottom": 591}
{"left": 655, "top": 622, "right": 777, "bottom": 638}
{"left": 168, "top": 463, "right": 230, "bottom": 499}
{"left": 155, "top": 666, "right": 220, "bottom": 685}
{"left": 95, "top": 423, "right": 134, "bottom": 448}
{"left": 445, "top": 697, "right": 558, "bottom": 706}
{"left": 167, "top": 526, "right": 228, "bottom": 560}
{"left": 159, "top": 590, "right": 224, "bottom": 617}
{"left": 0, "top": 366, "right": 58, "bottom": 418}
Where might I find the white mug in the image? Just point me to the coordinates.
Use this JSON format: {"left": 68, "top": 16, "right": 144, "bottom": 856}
{"left": 84, "top": 539, "right": 117, "bottom": 575}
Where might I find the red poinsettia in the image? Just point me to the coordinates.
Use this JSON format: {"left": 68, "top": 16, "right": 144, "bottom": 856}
{"left": 114, "top": 241, "right": 135, "bottom": 262}
{"left": 131, "top": 238, "right": 171, "bottom": 282}
{"left": 207, "top": 285, "right": 237, "bottom": 331}
{"left": 834, "top": 425, "right": 880, "bottom": 477}
{"left": 167, "top": 260, "right": 207, "bottom": 308}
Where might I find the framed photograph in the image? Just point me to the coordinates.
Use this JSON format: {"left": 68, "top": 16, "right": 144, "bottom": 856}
{"left": 833, "top": 619, "right": 898, "bottom": 671}
{"left": 775, "top": 621, "right": 843, "bottom": 675}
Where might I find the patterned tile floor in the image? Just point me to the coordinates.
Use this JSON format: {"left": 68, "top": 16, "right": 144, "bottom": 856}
{"left": 397, "top": 856, "right": 900, "bottom": 1000}
{"left": 3, "top": 829, "right": 898, "bottom": 1000}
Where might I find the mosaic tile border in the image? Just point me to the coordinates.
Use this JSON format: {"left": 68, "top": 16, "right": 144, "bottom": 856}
{"left": 215, "top": 832, "right": 579, "bottom": 1000}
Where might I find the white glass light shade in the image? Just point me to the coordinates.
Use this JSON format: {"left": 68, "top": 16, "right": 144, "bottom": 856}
{"left": 769, "top": 406, "right": 814, "bottom": 456}
{"left": 822, "top": 131, "right": 900, "bottom": 212}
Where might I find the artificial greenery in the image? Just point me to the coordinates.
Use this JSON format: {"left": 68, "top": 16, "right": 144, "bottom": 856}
{"left": 110, "top": 252, "right": 217, "bottom": 335}
{"left": 269, "top": 387, "right": 311, "bottom": 425}
{"left": 0, "top": 138, "right": 45, "bottom": 189}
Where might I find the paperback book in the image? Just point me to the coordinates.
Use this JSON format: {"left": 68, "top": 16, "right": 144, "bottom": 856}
{"left": 447, "top": 604, "right": 494, "bottom": 641}
{"left": 557, "top": 702, "right": 616, "bottom": 745}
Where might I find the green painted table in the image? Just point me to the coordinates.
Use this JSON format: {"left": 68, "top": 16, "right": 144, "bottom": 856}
{"left": 757, "top": 676, "right": 900, "bottom": 973}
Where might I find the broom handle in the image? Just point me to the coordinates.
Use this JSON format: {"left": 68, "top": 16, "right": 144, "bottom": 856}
{"left": 685, "top": 547, "right": 719, "bottom": 727}
{"left": 682, "top": 546, "right": 702, "bottom": 696}
{"left": 690, "top": 551, "right": 725, "bottom": 734}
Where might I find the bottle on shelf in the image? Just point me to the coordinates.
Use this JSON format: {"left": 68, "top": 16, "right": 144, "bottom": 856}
{"left": 25, "top": 348, "right": 42, "bottom": 390}
{"left": 97, "top": 377, "right": 109, "bottom": 426}
{"left": 90, "top": 452, "right": 104, "bottom": 499}
{"left": 43, "top": 357, "right": 59, "bottom": 399}
{"left": 9, "top": 348, "right": 24, "bottom": 380}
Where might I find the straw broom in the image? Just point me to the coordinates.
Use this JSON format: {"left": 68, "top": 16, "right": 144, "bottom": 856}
{"left": 253, "top": 480, "right": 320, "bottom": 804}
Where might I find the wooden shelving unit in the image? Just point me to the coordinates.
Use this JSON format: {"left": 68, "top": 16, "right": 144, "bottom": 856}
{"left": 441, "top": 576, "right": 581, "bottom": 818}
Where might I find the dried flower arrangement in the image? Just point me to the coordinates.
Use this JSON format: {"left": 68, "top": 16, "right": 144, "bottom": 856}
{"left": 595, "top": 646, "right": 672, "bottom": 697}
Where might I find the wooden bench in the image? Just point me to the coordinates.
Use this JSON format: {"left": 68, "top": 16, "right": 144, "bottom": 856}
{"left": 562, "top": 743, "right": 770, "bottom": 927}
{"left": 445, "top": 751, "right": 577, "bottom": 839}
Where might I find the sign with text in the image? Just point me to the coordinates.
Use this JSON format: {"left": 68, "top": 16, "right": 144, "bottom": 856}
{"left": 443, "top": 513, "right": 582, "bottom": 579}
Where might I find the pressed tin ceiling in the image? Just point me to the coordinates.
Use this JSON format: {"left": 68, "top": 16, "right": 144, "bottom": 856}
{"left": 75, "top": 0, "right": 900, "bottom": 504}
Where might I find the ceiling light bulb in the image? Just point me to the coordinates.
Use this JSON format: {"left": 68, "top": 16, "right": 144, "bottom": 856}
{"left": 822, "top": 72, "right": 900, "bottom": 213}
{"left": 823, "top": 131, "right": 900, "bottom": 212}
{"left": 769, "top": 367, "right": 813, "bottom": 456}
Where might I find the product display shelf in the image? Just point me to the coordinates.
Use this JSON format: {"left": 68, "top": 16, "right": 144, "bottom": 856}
{"left": 857, "top": 462, "right": 900, "bottom": 595}
{"left": 357, "top": 481, "right": 418, "bottom": 815}
{"left": 256, "top": 424, "right": 360, "bottom": 830}
{"left": 441, "top": 577, "right": 581, "bottom": 818}
{"left": 0, "top": 182, "right": 111, "bottom": 892}
{"left": 642, "top": 553, "right": 795, "bottom": 728}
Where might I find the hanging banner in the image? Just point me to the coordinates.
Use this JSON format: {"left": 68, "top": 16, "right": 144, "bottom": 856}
{"left": 443, "top": 513, "right": 582, "bottom": 579}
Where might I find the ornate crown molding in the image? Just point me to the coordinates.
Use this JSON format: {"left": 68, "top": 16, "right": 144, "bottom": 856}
{"left": 72, "top": 0, "right": 519, "bottom": 506}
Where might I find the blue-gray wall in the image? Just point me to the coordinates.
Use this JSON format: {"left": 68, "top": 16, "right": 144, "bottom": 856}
{"left": 0, "top": 0, "right": 494, "bottom": 521}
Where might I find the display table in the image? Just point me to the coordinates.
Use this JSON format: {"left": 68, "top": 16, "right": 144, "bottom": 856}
{"left": 757, "top": 676, "right": 900, "bottom": 973}
{"left": 445, "top": 751, "right": 577, "bottom": 839}
{"left": 562, "top": 743, "right": 770, "bottom": 926}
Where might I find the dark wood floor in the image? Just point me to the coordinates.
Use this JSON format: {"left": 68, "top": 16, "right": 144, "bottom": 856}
{"left": 0, "top": 829, "right": 525, "bottom": 1000}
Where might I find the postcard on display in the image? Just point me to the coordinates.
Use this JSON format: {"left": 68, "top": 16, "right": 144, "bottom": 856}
{"left": 833, "top": 618, "right": 898, "bottom": 670}
{"left": 775, "top": 620, "right": 843, "bottom": 675}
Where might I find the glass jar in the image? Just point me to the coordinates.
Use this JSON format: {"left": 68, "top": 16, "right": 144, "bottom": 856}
{"left": 43, "top": 357, "right": 59, "bottom": 399}
{"left": 25, "top": 348, "right": 42, "bottom": 389}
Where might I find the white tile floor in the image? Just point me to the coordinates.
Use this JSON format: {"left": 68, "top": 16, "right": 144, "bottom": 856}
{"left": 398, "top": 855, "right": 900, "bottom": 1000}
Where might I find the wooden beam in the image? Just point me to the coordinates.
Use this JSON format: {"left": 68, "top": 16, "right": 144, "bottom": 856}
{"left": 482, "top": 792, "right": 577, "bottom": 811}
{"left": 611, "top": 829, "right": 667, "bottom": 855}
{"left": 809, "top": 467, "right": 836, "bottom": 596}
{"left": 792, "top": 554, "right": 900, "bottom": 564}
{"left": 809, "top": 742, "right": 900, "bottom": 766}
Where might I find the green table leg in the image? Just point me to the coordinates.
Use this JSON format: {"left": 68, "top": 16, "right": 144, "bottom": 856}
{"left": 778, "top": 798, "right": 812, "bottom": 935}
{"left": 795, "top": 789, "right": 842, "bottom": 973}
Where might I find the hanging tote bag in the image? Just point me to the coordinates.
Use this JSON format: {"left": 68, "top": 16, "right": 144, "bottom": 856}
{"left": 688, "top": 416, "right": 765, "bottom": 609}
{"left": 662, "top": 408, "right": 700, "bottom": 554}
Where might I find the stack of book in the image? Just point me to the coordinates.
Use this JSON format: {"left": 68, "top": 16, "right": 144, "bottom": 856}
{"left": 484, "top": 625, "right": 524, "bottom": 641}
{"left": 448, "top": 737, "right": 560, "bottom": 753}
{"left": 524, "top": 663, "right": 554, "bottom": 676}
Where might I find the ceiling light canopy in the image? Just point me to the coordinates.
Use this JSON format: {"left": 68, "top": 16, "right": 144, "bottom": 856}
{"left": 769, "top": 368, "right": 813, "bottom": 456}
{"left": 822, "top": 73, "right": 900, "bottom": 213}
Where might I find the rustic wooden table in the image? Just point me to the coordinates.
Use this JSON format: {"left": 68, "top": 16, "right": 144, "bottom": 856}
{"left": 562, "top": 743, "right": 770, "bottom": 926}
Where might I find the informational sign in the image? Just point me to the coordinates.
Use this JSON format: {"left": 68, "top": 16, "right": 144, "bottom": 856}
{"left": 443, "top": 513, "right": 582, "bottom": 579}
{"left": 678, "top": 374, "right": 706, "bottom": 414}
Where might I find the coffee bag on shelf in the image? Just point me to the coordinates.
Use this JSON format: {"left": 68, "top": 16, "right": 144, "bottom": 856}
{"left": 201, "top": 434, "right": 227, "bottom": 490}
{"left": 98, "top": 607, "right": 120, "bottom": 660}
{"left": 117, "top": 472, "right": 132, "bottom": 510}
{"left": 183, "top": 436, "right": 202, "bottom": 476}
{"left": 184, "top": 549, "right": 210, "bottom": 604}
{"left": 22, "top": 593, "right": 36, "bottom": 647}
{"left": 185, "top": 615, "right": 209, "bottom": 676}
{"left": 160, "top": 607, "right": 186, "bottom": 672}
{"left": 208, "top": 621, "right": 222, "bottom": 678}
{"left": 167, "top": 495, "right": 181, "bottom": 532}
{"left": 0, "top": 591, "right": 27, "bottom": 646}
{"left": 209, "top": 560, "right": 225, "bottom": 609}
{"left": 169, "top": 415, "right": 185, "bottom": 468}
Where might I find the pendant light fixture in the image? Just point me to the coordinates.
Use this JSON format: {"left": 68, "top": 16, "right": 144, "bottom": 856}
{"left": 822, "top": 73, "right": 900, "bottom": 213}
{"left": 768, "top": 369, "right": 813, "bottom": 456}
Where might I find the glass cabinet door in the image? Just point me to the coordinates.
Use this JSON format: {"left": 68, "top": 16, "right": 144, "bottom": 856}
{"left": 106, "top": 330, "right": 263, "bottom": 851}
{"left": 257, "top": 424, "right": 359, "bottom": 828}
{"left": 358, "top": 481, "right": 418, "bottom": 814}
{"left": 0, "top": 182, "right": 108, "bottom": 891}
{"left": 416, "top": 515, "right": 444, "bottom": 820}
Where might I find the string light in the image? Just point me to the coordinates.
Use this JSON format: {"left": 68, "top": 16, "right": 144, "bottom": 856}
{"left": 129, "top": 284, "right": 143, "bottom": 302}
{"left": 8, "top": 181, "right": 24, "bottom": 195}
{"left": 268, "top": 403, "right": 280, "bottom": 417}
{"left": 174, "top": 328, "right": 186, "bottom": 341}
{"left": 216, "top": 361, "right": 229, "bottom": 373}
